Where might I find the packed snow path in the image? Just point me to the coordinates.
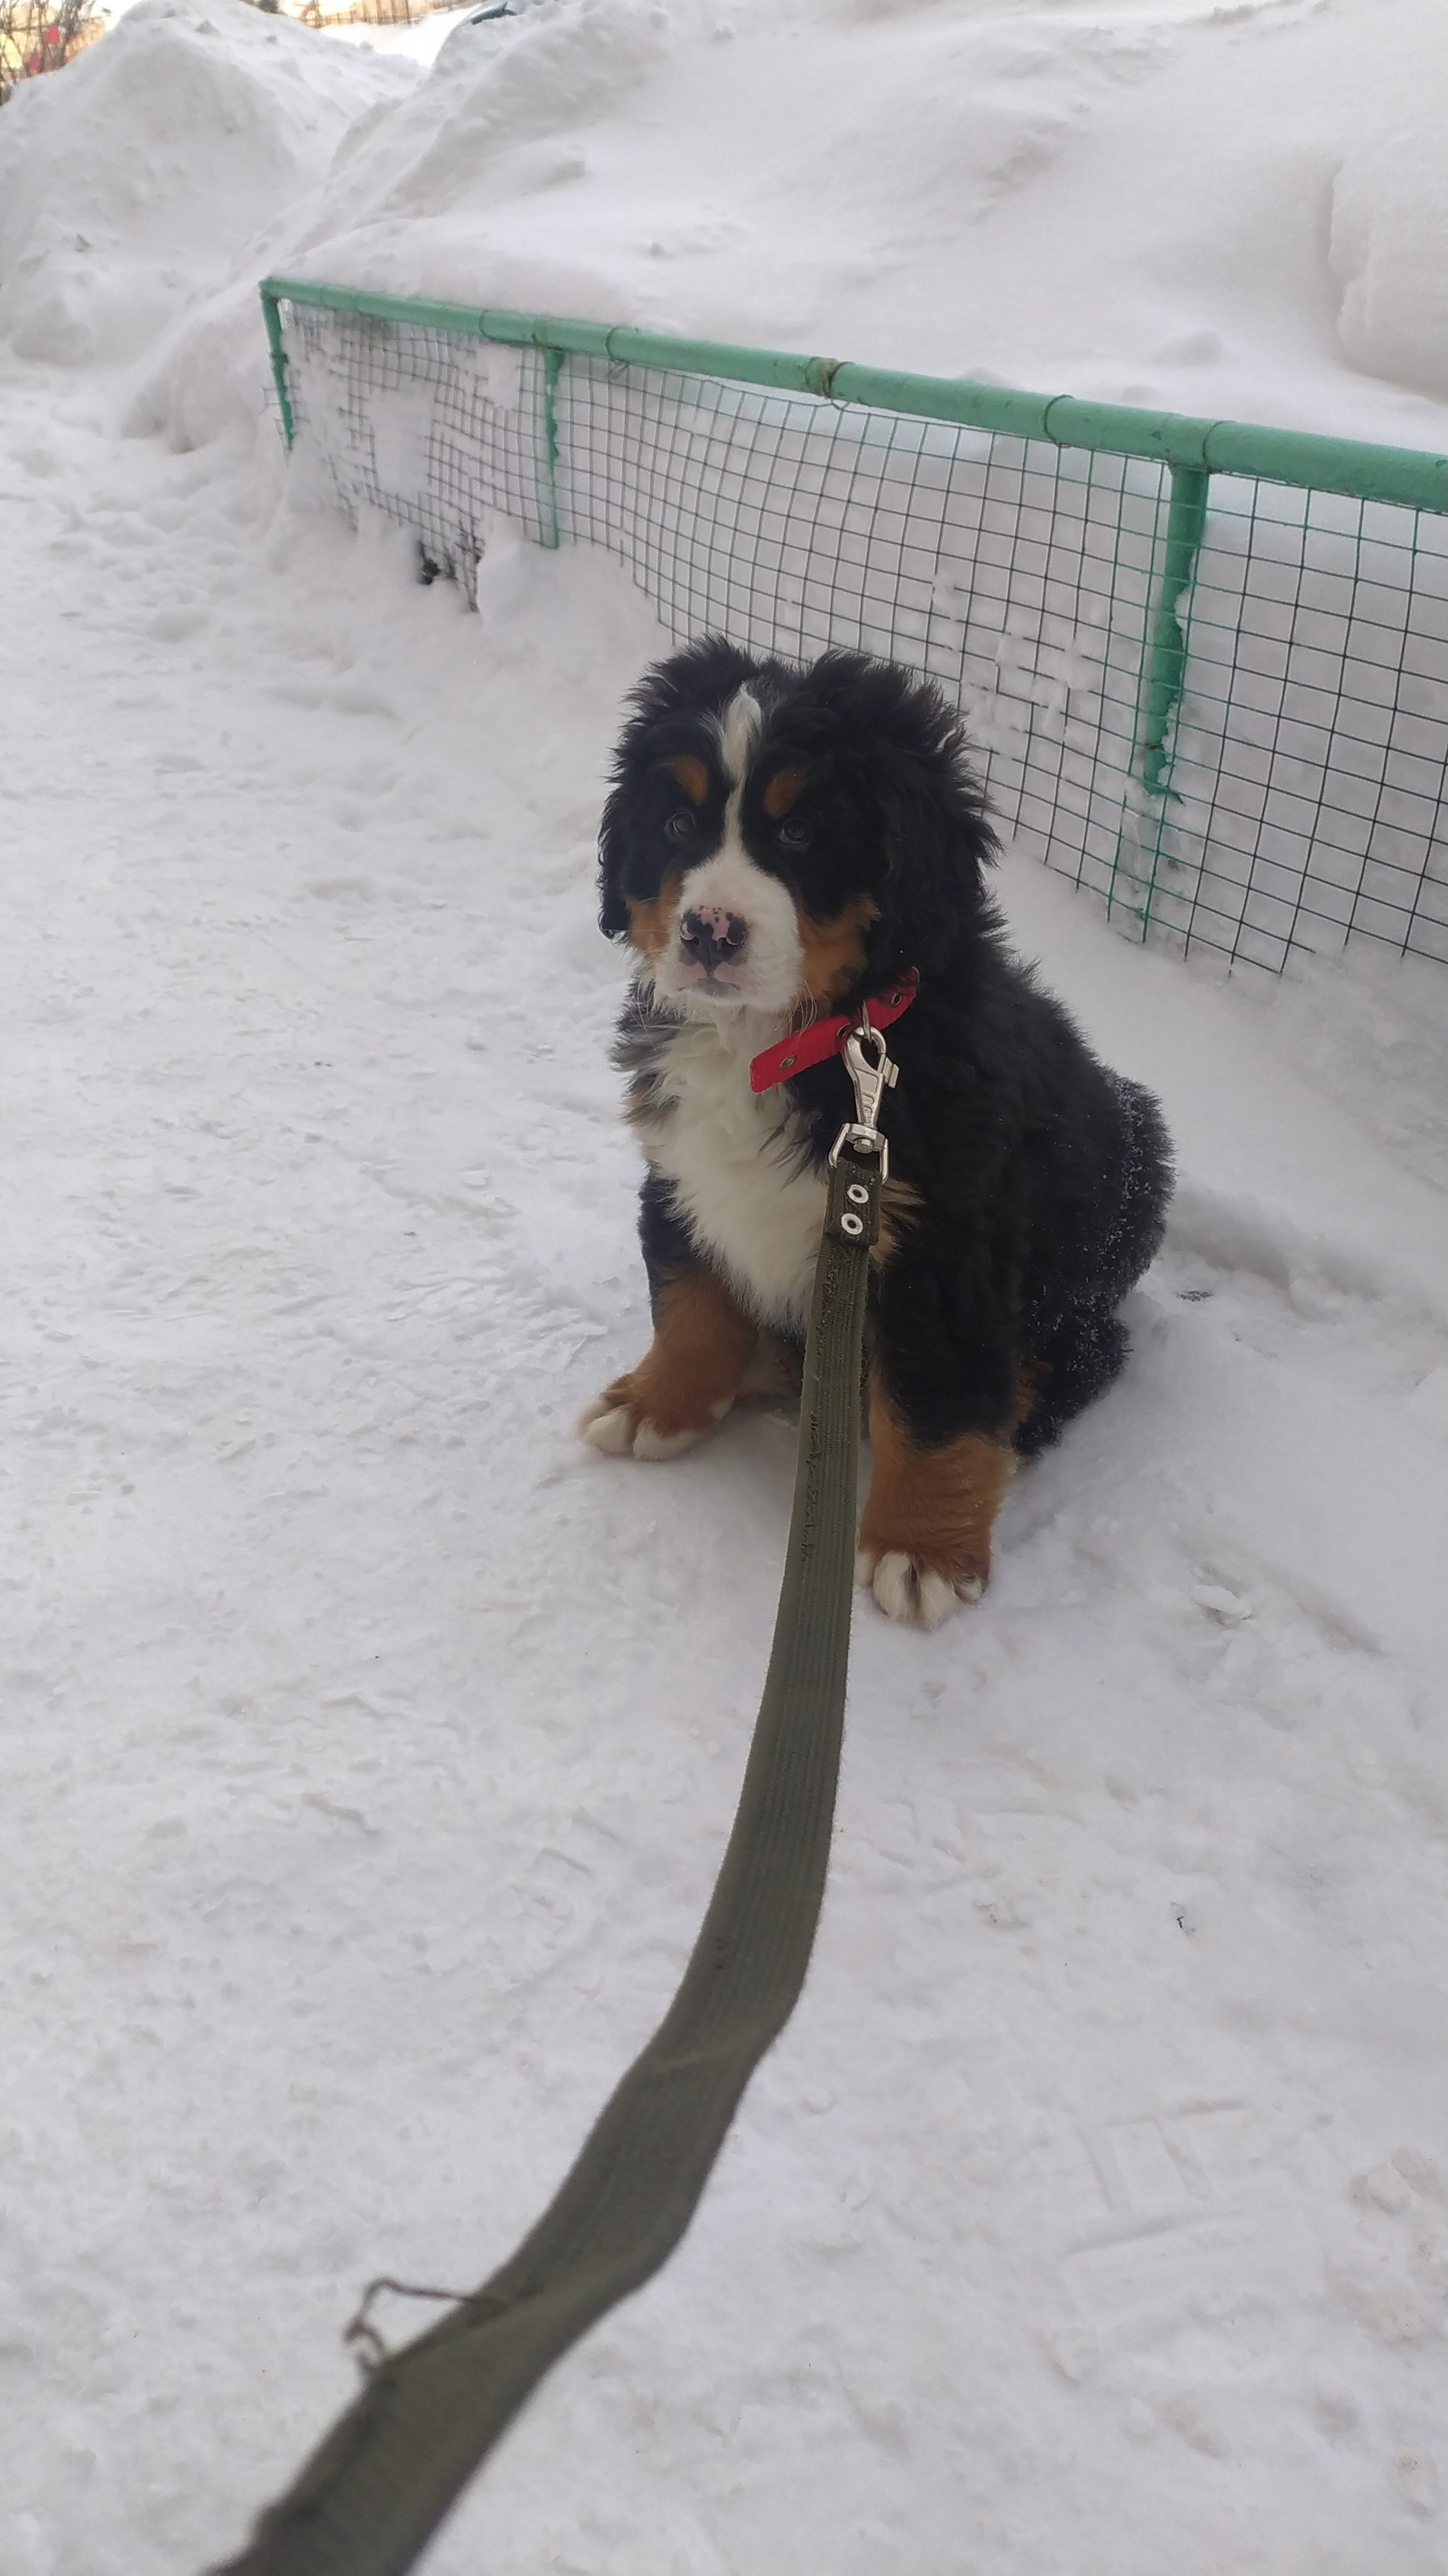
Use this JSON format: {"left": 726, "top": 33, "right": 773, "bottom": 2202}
{"left": 5, "top": 358, "right": 1448, "bottom": 2576}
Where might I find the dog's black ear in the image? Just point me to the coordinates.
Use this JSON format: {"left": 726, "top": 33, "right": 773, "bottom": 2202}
{"left": 872, "top": 739, "right": 998, "bottom": 971}
{"left": 597, "top": 773, "right": 632, "bottom": 938}
{"left": 786, "top": 653, "right": 996, "bottom": 975}
{"left": 834, "top": 660, "right": 998, "bottom": 975}
{"left": 595, "top": 636, "right": 764, "bottom": 939}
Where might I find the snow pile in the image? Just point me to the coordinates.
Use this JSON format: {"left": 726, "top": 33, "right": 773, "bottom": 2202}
{"left": 0, "top": 0, "right": 416, "bottom": 367}
{"left": 134, "top": 0, "right": 1448, "bottom": 459}
{"left": 1329, "top": 18, "right": 1448, "bottom": 407}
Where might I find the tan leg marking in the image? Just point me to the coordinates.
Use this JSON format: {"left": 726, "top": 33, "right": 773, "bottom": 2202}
{"left": 798, "top": 894, "right": 880, "bottom": 1009}
{"left": 856, "top": 1381, "right": 1013, "bottom": 1628}
{"left": 578, "top": 1271, "right": 759, "bottom": 1462}
{"left": 626, "top": 874, "right": 684, "bottom": 969}
{"left": 873, "top": 1174, "right": 923, "bottom": 1270}
{"left": 1012, "top": 1361, "right": 1041, "bottom": 1433}
{"left": 737, "top": 1333, "right": 800, "bottom": 1400}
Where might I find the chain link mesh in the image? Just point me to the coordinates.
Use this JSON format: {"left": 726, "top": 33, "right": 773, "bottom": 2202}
{"left": 1134, "top": 484, "right": 1448, "bottom": 968}
{"left": 280, "top": 298, "right": 1448, "bottom": 974}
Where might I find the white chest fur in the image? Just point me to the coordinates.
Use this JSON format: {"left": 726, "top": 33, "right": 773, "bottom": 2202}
{"left": 640, "top": 1014, "right": 828, "bottom": 1330}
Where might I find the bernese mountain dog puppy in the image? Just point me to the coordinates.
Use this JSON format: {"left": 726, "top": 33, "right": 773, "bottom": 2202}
{"left": 578, "top": 638, "right": 1173, "bottom": 1629}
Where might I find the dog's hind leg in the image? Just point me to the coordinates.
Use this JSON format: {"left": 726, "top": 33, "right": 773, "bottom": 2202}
{"left": 578, "top": 1268, "right": 758, "bottom": 1462}
{"left": 1012, "top": 1304, "right": 1129, "bottom": 1456}
{"left": 1015, "top": 1077, "right": 1172, "bottom": 1457}
{"left": 856, "top": 1379, "right": 1015, "bottom": 1628}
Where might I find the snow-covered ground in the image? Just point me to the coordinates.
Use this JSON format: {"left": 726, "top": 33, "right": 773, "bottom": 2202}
{"left": 4, "top": 3, "right": 1448, "bottom": 2572}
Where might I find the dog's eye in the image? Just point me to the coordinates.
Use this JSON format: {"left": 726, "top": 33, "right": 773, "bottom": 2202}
{"left": 776, "top": 816, "right": 813, "bottom": 850}
{"left": 665, "top": 811, "right": 696, "bottom": 843}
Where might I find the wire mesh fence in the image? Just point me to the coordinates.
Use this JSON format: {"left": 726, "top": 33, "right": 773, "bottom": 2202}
{"left": 554, "top": 357, "right": 1165, "bottom": 920}
{"left": 1142, "top": 484, "right": 1448, "bottom": 968}
{"left": 270, "top": 288, "right": 1448, "bottom": 974}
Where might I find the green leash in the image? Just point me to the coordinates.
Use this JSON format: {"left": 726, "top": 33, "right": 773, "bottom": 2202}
{"left": 213, "top": 1036, "right": 894, "bottom": 2576}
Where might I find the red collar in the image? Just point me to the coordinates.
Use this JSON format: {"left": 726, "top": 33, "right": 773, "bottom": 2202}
{"left": 749, "top": 970, "right": 919, "bottom": 1095}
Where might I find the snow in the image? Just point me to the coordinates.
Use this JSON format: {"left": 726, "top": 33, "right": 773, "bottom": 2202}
{"left": 0, "top": 0, "right": 416, "bottom": 365}
{"left": 311, "top": 4, "right": 489, "bottom": 70}
{"left": 129, "top": 0, "right": 1448, "bottom": 461}
{"left": 3, "top": 1, "right": 1447, "bottom": 2571}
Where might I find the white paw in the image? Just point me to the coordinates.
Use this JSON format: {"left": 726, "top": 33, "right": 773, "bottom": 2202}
{"left": 634, "top": 1417, "right": 707, "bottom": 1461}
{"left": 577, "top": 1397, "right": 641, "bottom": 1456}
{"left": 576, "top": 1396, "right": 714, "bottom": 1461}
{"left": 855, "top": 1547, "right": 983, "bottom": 1629}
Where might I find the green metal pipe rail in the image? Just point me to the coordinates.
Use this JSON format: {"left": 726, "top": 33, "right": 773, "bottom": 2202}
{"left": 259, "top": 276, "right": 1448, "bottom": 509}
{"left": 259, "top": 276, "right": 1448, "bottom": 845}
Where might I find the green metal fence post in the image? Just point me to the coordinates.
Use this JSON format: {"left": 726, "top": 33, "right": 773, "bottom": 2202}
{"left": 261, "top": 286, "right": 296, "bottom": 451}
{"left": 538, "top": 347, "right": 563, "bottom": 550}
{"left": 1105, "top": 462, "right": 1210, "bottom": 936}
{"left": 1138, "top": 463, "right": 1210, "bottom": 797}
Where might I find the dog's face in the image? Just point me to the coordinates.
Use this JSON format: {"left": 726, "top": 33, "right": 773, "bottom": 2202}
{"left": 598, "top": 640, "right": 996, "bottom": 1019}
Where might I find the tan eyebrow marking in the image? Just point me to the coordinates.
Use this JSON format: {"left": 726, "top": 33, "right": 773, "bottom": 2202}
{"left": 665, "top": 754, "right": 710, "bottom": 805}
{"left": 762, "top": 766, "right": 808, "bottom": 819}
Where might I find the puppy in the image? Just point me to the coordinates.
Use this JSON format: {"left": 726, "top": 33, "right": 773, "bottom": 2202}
{"left": 578, "top": 638, "right": 1173, "bottom": 1627}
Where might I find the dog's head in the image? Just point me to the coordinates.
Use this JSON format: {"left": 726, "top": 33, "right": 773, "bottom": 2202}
{"left": 598, "top": 638, "right": 997, "bottom": 1017}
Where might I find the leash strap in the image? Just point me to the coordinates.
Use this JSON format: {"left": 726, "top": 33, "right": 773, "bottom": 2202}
{"left": 213, "top": 1145, "right": 883, "bottom": 2576}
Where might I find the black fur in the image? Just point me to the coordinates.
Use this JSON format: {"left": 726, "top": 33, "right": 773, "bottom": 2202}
{"left": 598, "top": 638, "right": 1173, "bottom": 1463}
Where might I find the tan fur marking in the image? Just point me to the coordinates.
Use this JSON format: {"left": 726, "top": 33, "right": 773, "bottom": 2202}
{"left": 798, "top": 894, "right": 880, "bottom": 1008}
{"left": 858, "top": 1383, "right": 1012, "bottom": 1592}
{"left": 1012, "top": 1361, "right": 1041, "bottom": 1430}
{"left": 762, "top": 765, "right": 807, "bottom": 819}
{"left": 626, "top": 875, "right": 683, "bottom": 967}
{"left": 872, "top": 1174, "right": 923, "bottom": 1270}
{"left": 601, "top": 1272, "right": 758, "bottom": 1439}
{"left": 667, "top": 754, "right": 710, "bottom": 806}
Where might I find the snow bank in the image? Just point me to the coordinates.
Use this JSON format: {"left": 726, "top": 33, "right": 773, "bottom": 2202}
{"left": 138, "top": 0, "right": 1448, "bottom": 464}
{"left": 1329, "top": 10, "right": 1448, "bottom": 407}
{"left": 0, "top": 0, "right": 415, "bottom": 368}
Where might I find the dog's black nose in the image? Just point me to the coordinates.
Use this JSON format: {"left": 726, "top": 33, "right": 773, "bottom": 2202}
{"left": 679, "top": 907, "right": 748, "bottom": 973}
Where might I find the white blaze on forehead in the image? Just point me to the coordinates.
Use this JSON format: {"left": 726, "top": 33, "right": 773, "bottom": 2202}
{"left": 716, "top": 685, "right": 762, "bottom": 785}
{"left": 648, "top": 680, "right": 803, "bottom": 1015}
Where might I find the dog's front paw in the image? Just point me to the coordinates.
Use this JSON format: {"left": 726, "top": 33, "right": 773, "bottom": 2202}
{"left": 855, "top": 1544, "right": 985, "bottom": 1629}
{"left": 577, "top": 1382, "right": 732, "bottom": 1463}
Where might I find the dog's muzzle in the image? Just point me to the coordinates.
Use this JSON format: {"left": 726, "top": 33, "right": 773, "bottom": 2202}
{"left": 678, "top": 905, "right": 748, "bottom": 978}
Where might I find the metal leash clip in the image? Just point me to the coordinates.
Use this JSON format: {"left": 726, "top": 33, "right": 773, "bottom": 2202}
{"left": 829, "top": 1006, "right": 899, "bottom": 1181}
